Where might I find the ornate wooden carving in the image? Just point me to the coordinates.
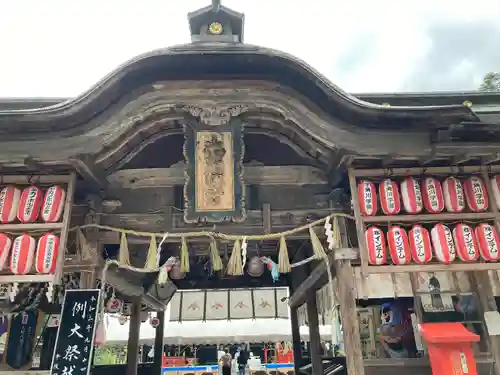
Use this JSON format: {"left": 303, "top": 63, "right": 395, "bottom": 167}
{"left": 183, "top": 114, "right": 245, "bottom": 223}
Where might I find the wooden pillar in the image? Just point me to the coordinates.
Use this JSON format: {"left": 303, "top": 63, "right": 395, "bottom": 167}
{"left": 126, "top": 299, "right": 142, "bottom": 375}
{"left": 289, "top": 283, "right": 303, "bottom": 374}
{"left": 306, "top": 294, "right": 323, "bottom": 375}
{"left": 335, "top": 217, "right": 365, "bottom": 375}
{"left": 80, "top": 194, "right": 103, "bottom": 289}
{"left": 470, "top": 271, "right": 500, "bottom": 375}
{"left": 153, "top": 310, "right": 166, "bottom": 374}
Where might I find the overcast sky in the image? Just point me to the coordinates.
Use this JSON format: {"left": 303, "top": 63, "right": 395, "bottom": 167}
{"left": 1, "top": 0, "right": 499, "bottom": 97}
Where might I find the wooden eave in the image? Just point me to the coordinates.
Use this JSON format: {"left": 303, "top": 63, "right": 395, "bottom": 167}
{"left": 0, "top": 44, "right": 497, "bottom": 175}
{"left": 0, "top": 43, "right": 480, "bottom": 132}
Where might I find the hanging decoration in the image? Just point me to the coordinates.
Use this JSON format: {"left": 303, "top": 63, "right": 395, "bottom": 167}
{"left": 365, "top": 226, "right": 386, "bottom": 265}
{"left": 210, "top": 238, "right": 223, "bottom": 272}
{"left": 309, "top": 227, "right": 327, "bottom": 259}
{"left": 475, "top": 223, "right": 500, "bottom": 262}
{"left": 400, "top": 177, "right": 423, "bottom": 214}
{"left": 227, "top": 239, "right": 243, "bottom": 276}
{"left": 144, "top": 236, "right": 158, "bottom": 271}
{"left": 464, "top": 176, "right": 488, "bottom": 212}
{"left": 179, "top": 237, "right": 190, "bottom": 272}
{"left": 278, "top": 236, "right": 291, "bottom": 273}
{"left": 379, "top": 179, "right": 401, "bottom": 215}
{"left": 150, "top": 316, "right": 160, "bottom": 328}
{"left": 247, "top": 256, "right": 264, "bottom": 277}
{"left": 387, "top": 226, "right": 411, "bottom": 265}
{"left": 357, "top": 180, "right": 377, "bottom": 216}
{"left": 422, "top": 177, "right": 444, "bottom": 213}
{"left": 408, "top": 225, "right": 432, "bottom": 264}
{"left": 431, "top": 223, "right": 456, "bottom": 264}
{"left": 0, "top": 186, "right": 20, "bottom": 223}
{"left": 453, "top": 223, "right": 479, "bottom": 262}
{"left": 118, "top": 232, "right": 130, "bottom": 266}
{"left": 41, "top": 185, "right": 66, "bottom": 223}
{"left": 442, "top": 177, "right": 465, "bottom": 213}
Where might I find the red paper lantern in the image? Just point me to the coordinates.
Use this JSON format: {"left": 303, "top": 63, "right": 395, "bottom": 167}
{"left": 17, "top": 186, "right": 43, "bottom": 223}
{"left": 431, "top": 223, "right": 456, "bottom": 264}
{"left": 357, "top": 181, "right": 377, "bottom": 216}
{"left": 400, "top": 177, "right": 423, "bottom": 214}
{"left": 365, "top": 226, "right": 387, "bottom": 265}
{"left": 453, "top": 223, "right": 479, "bottom": 262}
{"left": 41, "top": 186, "right": 66, "bottom": 223}
{"left": 150, "top": 317, "right": 160, "bottom": 328}
{"left": 0, "top": 233, "right": 12, "bottom": 271}
{"left": 408, "top": 225, "right": 433, "bottom": 264}
{"left": 35, "top": 232, "right": 60, "bottom": 274}
{"left": 422, "top": 177, "right": 444, "bottom": 214}
{"left": 475, "top": 223, "right": 500, "bottom": 262}
{"left": 0, "top": 186, "right": 21, "bottom": 223}
{"left": 442, "top": 177, "right": 465, "bottom": 213}
{"left": 464, "top": 176, "right": 488, "bottom": 212}
{"left": 387, "top": 226, "right": 411, "bottom": 265}
{"left": 379, "top": 179, "right": 401, "bottom": 215}
{"left": 10, "top": 234, "right": 35, "bottom": 275}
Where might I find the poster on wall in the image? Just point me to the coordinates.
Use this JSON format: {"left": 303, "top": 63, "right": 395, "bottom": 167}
{"left": 169, "top": 288, "right": 289, "bottom": 321}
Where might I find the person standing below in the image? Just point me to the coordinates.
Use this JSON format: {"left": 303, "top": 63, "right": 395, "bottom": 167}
{"left": 237, "top": 344, "right": 249, "bottom": 375}
{"left": 220, "top": 349, "right": 232, "bottom": 375}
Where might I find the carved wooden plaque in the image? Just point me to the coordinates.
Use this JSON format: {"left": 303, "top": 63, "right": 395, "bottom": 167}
{"left": 183, "top": 109, "right": 245, "bottom": 223}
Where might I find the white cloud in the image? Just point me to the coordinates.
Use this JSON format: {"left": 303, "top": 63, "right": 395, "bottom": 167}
{"left": 0, "top": 0, "right": 498, "bottom": 97}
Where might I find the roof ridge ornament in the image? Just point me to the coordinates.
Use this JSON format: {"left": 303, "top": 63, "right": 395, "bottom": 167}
{"left": 188, "top": 0, "right": 244, "bottom": 43}
{"left": 180, "top": 104, "right": 249, "bottom": 126}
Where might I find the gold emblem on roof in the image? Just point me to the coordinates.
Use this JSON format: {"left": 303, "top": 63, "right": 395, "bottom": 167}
{"left": 209, "top": 22, "right": 223, "bottom": 35}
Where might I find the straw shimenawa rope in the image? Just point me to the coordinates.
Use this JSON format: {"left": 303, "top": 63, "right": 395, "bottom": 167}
{"left": 69, "top": 212, "right": 354, "bottom": 241}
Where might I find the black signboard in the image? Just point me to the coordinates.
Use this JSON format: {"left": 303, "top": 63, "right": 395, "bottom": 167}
{"left": 51, "top": 289, "right": 101, "bottom": 375}
{"left": 5, "top": 310, "right": 41, "bottom": 369}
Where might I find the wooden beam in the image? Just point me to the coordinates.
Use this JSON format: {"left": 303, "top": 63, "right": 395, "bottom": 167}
{"left": 54, "top": 172, "right": 76, "bottom": 285}
{"left": 336, "top": 258, "right": 364, "bottom": 375}
{"left": 288, "top": 248, "right": 358, "bottom": 308}
{"left": 69, "top": 154, "right": 108, "bottom": 191}
{"left": 126, "top": 299, "right": 141, "bottom": 375}
{"left": 470, "top": 271, "right": 500, "bottom": 375}
{"left": 353, "top": 165, "right": 500, "bottom": 178}
{"left": 107, "top": 165, "right": 328, "bottom": 188}
{"left": 363, "top": 262, "right": 500, "bottom": 273}
{"left": 306, "top": 294, "right": 323, "bottom": 375}
{"left": 363, "top": 212, "right": 496, "bottom": 224}
{"left": 335, "top": 216, "right": 365, "bottom": 375}
{"left": 86, "top": 208, "right": 334, "bottom": 237}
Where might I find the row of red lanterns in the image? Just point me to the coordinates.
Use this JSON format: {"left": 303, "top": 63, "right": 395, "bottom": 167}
{"left": 365, "top": 222, "right": 500, "bottom": 265}
{"left": 0, "top": 232, "right": 59, "bottom": 275}
{"left": 0, "top": 185, "right": 66, "bottom": 224}
{"left": 358, "top": 175, "right": 500, "bottom": 216}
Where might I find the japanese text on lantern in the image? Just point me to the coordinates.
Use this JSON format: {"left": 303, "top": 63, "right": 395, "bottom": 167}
{"left": 51, "top": 290, "right": 101, "bottom": 375}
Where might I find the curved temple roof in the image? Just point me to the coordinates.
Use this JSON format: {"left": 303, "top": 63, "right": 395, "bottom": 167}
{"left": 0, "top": 1, "right": 499, "bottom": 168}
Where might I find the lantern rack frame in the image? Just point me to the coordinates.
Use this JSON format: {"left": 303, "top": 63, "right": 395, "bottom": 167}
{"left": 349, "top": 165, "right": 500, "bottom": 274}
{"left": 0, "top": 173, "right": 76, "bottom": 285}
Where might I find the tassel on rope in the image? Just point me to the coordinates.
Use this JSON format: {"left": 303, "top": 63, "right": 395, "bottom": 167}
{"left": 144, "top": 236, "right": 157, "bottom": 270}
{"left": 180, "top": 237, "right": 190, "bottom": 273}
{"left": 210, "top": 238, "right": 223, "bottom": 272}
{"left": 309, "top": 226, "right": 327, "bottom": 259}
{"left": 227, "top": 239, "right": 243, "bottom": 276}
{"left": 157, "top": 266, "right": 169, "bottom": 285}
{"left": 76, "top": 227, "right": 92, "bottom": 260}
{"left": 332, "top": 216, "right": 341, "bottom": 248}
{"left": 278, "top": 236, "right": 291, "bottom": 273}
{"left": 118, "top": 232, "right": 130, "bottom": 266}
